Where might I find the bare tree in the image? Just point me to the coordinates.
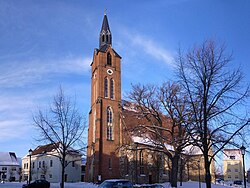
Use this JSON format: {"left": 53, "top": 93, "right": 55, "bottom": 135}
{"left": 33, "top": 87, "right": 86, "bottom": 188}
{"left": 177, "top": 40, "right": 249, "bottom": 188}
{"left": 127, "top": 81, "right": 192, "bottom": 187}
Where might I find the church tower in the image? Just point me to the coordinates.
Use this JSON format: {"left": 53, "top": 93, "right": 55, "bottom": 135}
{"left": 86, "top": 14, "right": 122, "bottom": 182}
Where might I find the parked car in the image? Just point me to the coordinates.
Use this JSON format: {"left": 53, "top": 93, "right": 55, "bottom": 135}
{"left": 133, "top": 184, "right": 164, "bottom": 188}
{"left": 150, "top": 184, "right": 164, "bottom": 188}
{"left": 99, "top": 179, "right": 133, "bottom": 188}
{"left": 22, "top": 179, "right": 50, "bottom": 188}
{"left": 233, "top": 180, "right": 242, "bottom": 185}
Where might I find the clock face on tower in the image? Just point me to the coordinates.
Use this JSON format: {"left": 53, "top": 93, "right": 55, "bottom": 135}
{"left": 107, "top": 69, "right": 113, "bottom": 75}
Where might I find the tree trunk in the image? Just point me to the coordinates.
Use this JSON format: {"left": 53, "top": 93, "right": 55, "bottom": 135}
{"left": 61, "top": 166, "right": 65, "bottom": 188}
{"left": 61, "top": 155, "right": 65, "bottom": 188}
{"left": 204, "top": 154, "right": 211, "bottom": 188}
{"left": 171, "top": 154, "right": 179, "bottom": 188}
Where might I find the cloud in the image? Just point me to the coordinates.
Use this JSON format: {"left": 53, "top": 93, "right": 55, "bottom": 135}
{"left": 120, "top": 31, "right": 175, "bottom": 67}
{"left": 0, "top": 56, "right": 92, "bottom": 88}
{"left": 132, "top": 35, "right": 174, "bottom": 66}
{"left": 0, "top": 119, "right": 31, "bottom": 142}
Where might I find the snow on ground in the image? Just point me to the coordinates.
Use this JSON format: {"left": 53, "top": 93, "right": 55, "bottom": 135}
{"left": 0, "top": 181, "right": 249, "bottom": 188}
{"left": 160, "top": 181, "right": 250, "bottom": 188}
{"left": 0, "top": 182, "right": 98, "bottom": 188}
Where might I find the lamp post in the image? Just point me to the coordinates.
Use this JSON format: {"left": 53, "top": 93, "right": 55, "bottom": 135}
{"left": 240, "top": 145, "right": 246, "bottom": 188}
{"left": 28, "top": 149, "right": 32, "bottom": 185}
{"left": 198, "top": 160, "right": 201, "bottom": 188}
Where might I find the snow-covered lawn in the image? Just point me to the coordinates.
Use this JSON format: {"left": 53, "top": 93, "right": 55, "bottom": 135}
{"left": 160, "top": 181, "right": 250, "bottom": 188}
{"left": 0, "top": 182, "right": 97, "bottom": 188}
{"left": 0, "top": 181, "right": 249, "bottom": 188}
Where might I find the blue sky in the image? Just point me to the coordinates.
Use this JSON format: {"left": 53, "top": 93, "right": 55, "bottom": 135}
{"left": 0, "top": 0, "right": 250, "bottom": 169}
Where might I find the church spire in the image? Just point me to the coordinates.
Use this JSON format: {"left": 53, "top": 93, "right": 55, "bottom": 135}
{"left": 99, "top": 13, "right": 112, "bottom": 48}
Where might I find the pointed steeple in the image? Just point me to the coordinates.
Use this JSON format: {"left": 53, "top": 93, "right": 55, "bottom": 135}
{"left": 99, "top": 13, "right": 112, "bottom": 48}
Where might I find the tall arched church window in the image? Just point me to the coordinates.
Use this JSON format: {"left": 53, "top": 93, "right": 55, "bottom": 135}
{"left": 110, "top": 78, "right": 114, "bottom": 99}
{"left": 107, "top": 52, "right": 112, "bottom": 66}
{"left": 104, "top": 77, "right": 108, "bottom": 98}
{"left": 107, "top": 107, "right": 113, "bottom": 140}
{"left": 102, "top": 35, "right": 105, "bottom": 42}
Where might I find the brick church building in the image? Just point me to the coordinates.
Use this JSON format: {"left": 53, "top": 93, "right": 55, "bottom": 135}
{"left": 85, "top": 14, "right": 214, "bottom": 184}
{"left": 85, "top": 13, "right": 122, "bottom": 183}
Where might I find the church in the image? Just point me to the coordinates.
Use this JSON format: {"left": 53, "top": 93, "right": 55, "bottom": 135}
{"left": 85, "top": 14, "right": 213, "bottom": 184}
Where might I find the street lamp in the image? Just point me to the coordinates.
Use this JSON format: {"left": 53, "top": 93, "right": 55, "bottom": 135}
{"left": 28, "top": 149, "right": 32, "bottom": 185}
{"left": 240, "top": 145, "right": 246, "bottom": 188}
{"left": 198, "top": 160, "right": 201, "bottom": 188}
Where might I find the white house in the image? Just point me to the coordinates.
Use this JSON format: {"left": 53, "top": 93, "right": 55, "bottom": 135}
{"left": 223, "top": 149, "right": 243, "bottom": 182}
{"left": 0, "top": 152, "right": 21, "bottom": 182}
{"left": 22, "top": 143, "right": 82, "bottom": 183}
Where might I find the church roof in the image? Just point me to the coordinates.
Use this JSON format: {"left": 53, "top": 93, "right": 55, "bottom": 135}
{"left": 95, "top": 45, "right": 121, "bottom": 59}
{"left": 122, "top": 100, "right": 203, "bottom": 156}
{"left": 100, "top": 14, "right": 110, "bottom": 33}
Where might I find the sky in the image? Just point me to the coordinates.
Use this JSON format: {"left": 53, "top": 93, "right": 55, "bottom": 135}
{"left": 0, "top": 0, "right": 250, "bottom": 169}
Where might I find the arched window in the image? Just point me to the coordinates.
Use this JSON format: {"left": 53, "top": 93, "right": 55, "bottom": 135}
{"left": 107, "top": 107, "right": 112, "bottom": 124}
{"left": 104, "top": 77, "right": 108, "bottom": 98}
{"left": 107, "top": 52, "right": 112, "bottom": 66}
{"left": 102, "top": 35, "right": 105, "bottom": 42}
{"left": 107, "top": 107, "right": 113, "bottom": 140}
{"left": 110, "top": 78, "right": 114, "bottom": 99}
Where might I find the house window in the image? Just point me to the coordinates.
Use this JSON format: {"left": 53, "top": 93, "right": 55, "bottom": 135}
{"left": 42, "top": 161, "right": 45, "bottom": 168}
{"left": 228, "top": 175, "right": 231, "bottom": 179}
{"left": 229, "top": 156, "right": 235, "bottom": 160}
{"left": 81, "top": 165, "right": 86, "bottom": 173}
{"left": 39, "top": 161, "right": 41, "bottom": 168}
{"left": 107, "top": 107, "right": 113, "bottom": 140}
{"left": 49, "top": 174, "right": 52, "bottom": 179}
{"left": 2, "top": 167, "right": 7, "bottom": 171}
{"left": 12, "top": 167, "right": 16, "bottom": 171}
{"left": 32, "top": 162, "right": 35, "bottom": 169}
{"left": 104, "top": 77, "right": 108, "bottom": 98}
{"left": 235, "top": 169, "right": 238, "bottom": 172}
{"left": 139, "top": 151, "right": 144, "bottom": 174}
{"left": 110, "top": 79, "right": 114, "bottom": 99}
{"left": 227, "top": 169, "right": 231, "bottom": 172}
{"left": 107, "top": 52, "right": 112, "bottom": 66}
{"left": 50, "top": 160, "right": 53, "bottom": 167}
{"left": 40, "top": 174, "right": 45, "bottom": 179}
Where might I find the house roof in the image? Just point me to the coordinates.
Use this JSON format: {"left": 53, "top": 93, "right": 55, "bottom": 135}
{"left": 31, "top": 142, "right": 59, "bottom": 155}
{"left": 29, "top": 142, "right": 81, "bottom": 157}
{"left": 0, "top": 152, "right": 19, "bottom": 166}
